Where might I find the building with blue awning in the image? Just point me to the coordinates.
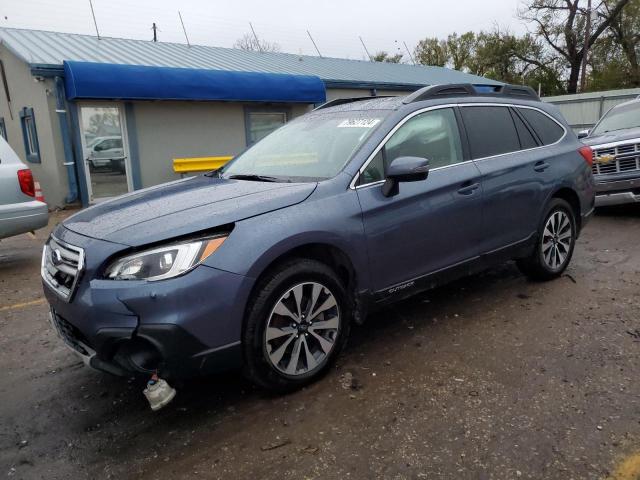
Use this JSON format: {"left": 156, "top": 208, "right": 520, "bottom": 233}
{"left": 0, "top": 27, "right": 501, "bottom": 207}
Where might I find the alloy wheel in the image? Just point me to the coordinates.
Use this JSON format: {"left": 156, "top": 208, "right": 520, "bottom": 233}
{"left": 265, "top": 282, "right": 340, "bottom": 376}
{"left": 541, "top": 210, "right": 573, "bottom": 270}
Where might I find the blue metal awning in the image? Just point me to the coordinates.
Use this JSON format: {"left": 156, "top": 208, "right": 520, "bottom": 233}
{"left": 63, "top": 61, "right": 326, "bottom": 103}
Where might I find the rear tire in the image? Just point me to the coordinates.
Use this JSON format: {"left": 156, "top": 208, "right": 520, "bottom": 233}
{"left": 517, "top": 198, "right": 577, "bottom": 281}
{"left": 242, "top": 258, "right": 351, "bottom": 392}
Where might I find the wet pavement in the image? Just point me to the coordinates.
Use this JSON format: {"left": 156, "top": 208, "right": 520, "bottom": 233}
{"left": 1, "top": 207, "right": 639, "bottom": 480}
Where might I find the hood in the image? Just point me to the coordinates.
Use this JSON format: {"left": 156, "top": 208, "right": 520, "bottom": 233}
{"left": 64, "top": 176, "right": 317, "bottom": 246}
{"left": 583, "top": 126, "right": 640, "bottom": 147}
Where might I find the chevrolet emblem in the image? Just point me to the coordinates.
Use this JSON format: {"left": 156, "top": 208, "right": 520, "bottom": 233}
{"left": 597, "top": 154, "right": 615, "bottom": 164}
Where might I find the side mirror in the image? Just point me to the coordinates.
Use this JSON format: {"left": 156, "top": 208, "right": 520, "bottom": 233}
{"left": 382, "top": 156, "right": 429, "bottom": 197}
{"left": 577, "top": 129, "right": 590, "bottom": 139}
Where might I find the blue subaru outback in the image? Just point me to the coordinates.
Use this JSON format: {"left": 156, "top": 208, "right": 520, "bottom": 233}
{"left": 42, "top": 84, "right": 595, "bottom": 393}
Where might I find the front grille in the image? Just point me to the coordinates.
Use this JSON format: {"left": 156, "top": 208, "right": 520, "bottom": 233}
{"left": 592, "top": 141, "right": 640, "bottom": 176}
{"left": 41, "top": 236, "right": 84, "bottom": 302}
{"left": 50, "top": 309, "right": 91, "bottom": 356}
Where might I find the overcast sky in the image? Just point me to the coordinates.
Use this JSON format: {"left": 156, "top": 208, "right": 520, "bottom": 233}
{"left": 1, "top": 0, "right": 527, "bottom": 61}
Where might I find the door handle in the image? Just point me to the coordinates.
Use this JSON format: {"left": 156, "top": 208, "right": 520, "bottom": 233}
{"left": 457, "top": 182, "right": 480, "bottom": 195}
{"left": 534, "top": 161, "right": 550, "bottom": 172}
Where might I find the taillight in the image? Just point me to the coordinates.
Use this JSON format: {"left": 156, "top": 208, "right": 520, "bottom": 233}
{"left": 17, "top": 169, "right": 35, "bottom": 197}
{"left": 578, "top": 145, "right": 593, "bottom": 167}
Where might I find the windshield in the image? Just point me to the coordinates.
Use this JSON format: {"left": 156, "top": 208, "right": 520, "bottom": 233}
{"left": 591, "top": 102, "right": 640, "bottom": 136}
{"left": 220, "top": 111, "right": 388, "bottom": 181}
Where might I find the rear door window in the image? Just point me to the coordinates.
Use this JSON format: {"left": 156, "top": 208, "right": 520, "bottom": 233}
{"left": 461, "top": 106, "right": 520, "bottom": 159}
{"left": 518, "top": 108, "right": 564, "bottom": 145}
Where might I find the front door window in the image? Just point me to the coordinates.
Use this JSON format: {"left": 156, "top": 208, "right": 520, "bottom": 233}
{"left": 358, "top": 108, "right": 464, "bottom": 186}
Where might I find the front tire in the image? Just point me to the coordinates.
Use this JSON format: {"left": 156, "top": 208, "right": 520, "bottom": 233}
{"left": 243, "top": 258, "right": 351, "bottom": 391}
{"left": 517, "top": 198, "right": 577, "bottom": 281}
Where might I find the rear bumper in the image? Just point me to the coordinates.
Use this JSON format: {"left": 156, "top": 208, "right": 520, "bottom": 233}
{"left": 0, "top": 200, "right": 48, "bottom": 239}
{"left": 594, "top": 176, "right": 640, "bottom": 206}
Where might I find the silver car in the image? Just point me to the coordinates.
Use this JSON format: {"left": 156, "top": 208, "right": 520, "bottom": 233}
{"left": 0, "top": 137, "right": 48, "bottom": 239}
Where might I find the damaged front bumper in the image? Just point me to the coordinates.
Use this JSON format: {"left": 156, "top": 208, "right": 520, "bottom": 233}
{"left": 42, "top": 227, "right": 251, "bottom": 380}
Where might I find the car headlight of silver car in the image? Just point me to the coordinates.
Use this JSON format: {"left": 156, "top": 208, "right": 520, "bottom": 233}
{"left": 104, "top": 234, "right": 228, "bottom": 281}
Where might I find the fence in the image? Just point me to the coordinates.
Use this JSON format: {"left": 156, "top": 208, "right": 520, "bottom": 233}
{"left": 543, "top": 88, "right": 640, "bottom": 133}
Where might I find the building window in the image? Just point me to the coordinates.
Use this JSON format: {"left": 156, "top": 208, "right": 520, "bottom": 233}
{"left": 19, "top": 107, "right": 40, "bottom": 163}
{"left": 0, "top": 118, "right": 6, "bottom": 141}
{"left": 245, "top": 107, "right": 289, "bottom": 146}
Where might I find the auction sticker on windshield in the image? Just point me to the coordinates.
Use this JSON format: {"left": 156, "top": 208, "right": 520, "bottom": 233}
{"left": 337, "top": 119, "right": 381, "bottom": 128}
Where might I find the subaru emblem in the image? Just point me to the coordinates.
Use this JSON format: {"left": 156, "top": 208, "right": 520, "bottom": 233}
{"left": 52, "top": 248, "right": 63, "bottom": 266}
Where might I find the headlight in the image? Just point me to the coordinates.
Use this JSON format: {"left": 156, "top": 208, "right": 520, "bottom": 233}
{"left": 104, "top": 235, "right": 227, "bottom": 281}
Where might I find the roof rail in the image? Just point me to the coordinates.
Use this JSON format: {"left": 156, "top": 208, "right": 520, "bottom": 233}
{"left": 499, "top": 84, "right": 540, "bottom": 100}
{"left": 402, "top": 83, "right": 540, "bottom": 104}
{"left": 313, "top": 95, "right": 395, "bottom": 111}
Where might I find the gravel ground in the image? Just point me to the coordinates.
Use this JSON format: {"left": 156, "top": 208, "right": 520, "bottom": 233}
{"left": 1, "top": 207, "right": 639, "bottom": 480}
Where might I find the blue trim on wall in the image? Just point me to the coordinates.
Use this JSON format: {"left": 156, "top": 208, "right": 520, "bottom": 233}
{"left": 124, "top": 102, "right": 142, "bottom": 190}
{"left": 19, "top": 107, "right": 41, "bottom": 163}
{"left": 67, "top": 102, "right": 90, "bottom": 207}
{"left": 63, "top": 61, "right": 327, "bottom": 103}
{"left": 30, "top": 64, "right": 64, "bottom": 77}
{"left": 54, "top": 76, "right": 79, "bottom": 204}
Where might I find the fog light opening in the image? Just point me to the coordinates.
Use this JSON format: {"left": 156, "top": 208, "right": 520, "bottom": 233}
{"left": 116, "top": 338, "right": 163, "bottom": 374}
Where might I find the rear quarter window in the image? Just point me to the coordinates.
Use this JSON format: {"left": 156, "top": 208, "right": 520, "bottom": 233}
{"left": 518, "top": 108, "right": 565, "bottom": 145}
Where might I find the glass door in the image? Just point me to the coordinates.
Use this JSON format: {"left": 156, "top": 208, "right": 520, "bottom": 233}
{"left": 78, "top": 104, "right": 132, "bottom": 203}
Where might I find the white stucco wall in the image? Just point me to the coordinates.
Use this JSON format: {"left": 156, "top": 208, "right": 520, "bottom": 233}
{"left": 131, "top": 101, "right": 311, "bottom": 187}
{"left": 0, "top": 45, "right": 69, "bottom": 208}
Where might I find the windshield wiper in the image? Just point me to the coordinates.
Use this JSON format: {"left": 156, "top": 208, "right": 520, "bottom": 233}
{"left": 226, "top": 174, "right": 280, "bottom": 182}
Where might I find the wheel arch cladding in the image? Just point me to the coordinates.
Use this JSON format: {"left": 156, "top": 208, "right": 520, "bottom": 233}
{"left": 250, "top": 243, "right": 357, "bottom": 297}
{"left": 551, "top": 187, "right": 582, "bottom": 231}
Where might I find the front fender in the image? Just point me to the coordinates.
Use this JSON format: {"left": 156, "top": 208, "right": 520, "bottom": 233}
{"left": 203, "top": 186, "right": 372, "bottom": 293}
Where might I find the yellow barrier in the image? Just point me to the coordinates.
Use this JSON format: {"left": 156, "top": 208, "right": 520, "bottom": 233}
{"left": 173, "top": 156, "right": 233, "bottom": 174}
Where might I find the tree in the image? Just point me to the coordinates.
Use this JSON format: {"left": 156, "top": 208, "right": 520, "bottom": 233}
{"left": 446, "top": 32, "right": 476, "bottom": 70}
{"left": 413, "top": 29, "right": 565, "bottom": 95}
{"left": 371, "top": 51, "right": 404, "bottom": 63}
{"left": 504, "top": 32, "right": 566, "bottom": 94}
{"left": 519, "top": 0, "right": 632, "bottom": 93}
{"left": 414, "top": 38, "right": 448, "bottom": 67}
{"left": 587, "top": 35, "right": 629, "bottom": 89}
{"left": 605, "top": 0, "right": 640, "bottom": 87}
{"left": 233, "top": 33, "right": 280, "bottom": 53}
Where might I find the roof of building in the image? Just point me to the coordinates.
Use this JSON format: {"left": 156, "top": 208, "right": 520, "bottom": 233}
{"left": 0, "top": 27, "right": 501, "bottom": 90}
